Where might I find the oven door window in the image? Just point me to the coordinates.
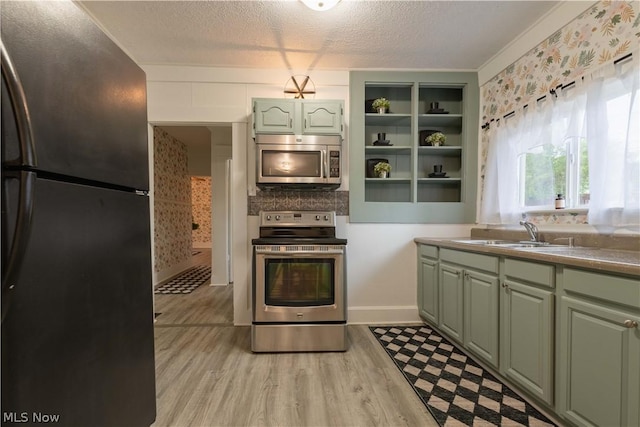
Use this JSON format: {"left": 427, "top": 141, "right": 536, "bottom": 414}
{"left": 261, "top": 150, "right": 321, "bottom": 178}
{"left": 264, "top": 258, "right": 334, "bottom": 306}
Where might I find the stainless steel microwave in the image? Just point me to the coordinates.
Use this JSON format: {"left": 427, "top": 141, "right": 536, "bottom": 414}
{"left": 255, "top": 134, "right": 342, "bottom": 190}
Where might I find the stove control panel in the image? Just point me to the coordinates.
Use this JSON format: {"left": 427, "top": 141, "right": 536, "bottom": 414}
{"left": 260, "top": 211, "right": 336, "bottom": 227}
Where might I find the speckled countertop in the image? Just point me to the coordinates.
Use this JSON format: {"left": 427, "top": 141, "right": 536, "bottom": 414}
{"left": 414, "top": 237, "right": 640, "bottom": 277}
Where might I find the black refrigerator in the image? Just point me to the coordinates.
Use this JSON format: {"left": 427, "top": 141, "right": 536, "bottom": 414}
{"left": 1, "top": 2, "right": 156, "bottom": 426}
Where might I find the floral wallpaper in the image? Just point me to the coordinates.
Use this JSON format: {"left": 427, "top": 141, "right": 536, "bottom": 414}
{"left": 191, "top": 176, "right": 212, "bottom": 245}
{"left": 153, "top": 127, "right": 192, "bottom": 274}
{"left": 479, "top": 0, "right": 639, "bottom": 225}
{"left": 522, "top": 211, "right": 589, "bottom": 225}
{"left": 482, "top": 0, "right": 639, "bottom": 123}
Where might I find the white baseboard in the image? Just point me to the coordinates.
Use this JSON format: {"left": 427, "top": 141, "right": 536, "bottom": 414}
{"left": 347, "top": 306, "right": 422, "bottom": 325}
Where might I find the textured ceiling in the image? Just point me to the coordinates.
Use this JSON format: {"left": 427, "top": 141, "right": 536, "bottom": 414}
{"left": 79, "top": 0, "right": 561, "bottom": 71}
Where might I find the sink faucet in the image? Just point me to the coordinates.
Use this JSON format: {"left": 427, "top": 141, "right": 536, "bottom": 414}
{"left": 519, "top": 220, "right": 539, "bottom": 242}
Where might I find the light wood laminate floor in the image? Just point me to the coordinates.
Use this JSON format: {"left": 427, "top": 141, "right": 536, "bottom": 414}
{"left": 153, "top": 325, "right": 439, "bottom": 427}
{"left": 154, "top": 249, "right": 233, "bottom": 326}
{"left": 152, "top": 249, "right": 438, "bottom": 427}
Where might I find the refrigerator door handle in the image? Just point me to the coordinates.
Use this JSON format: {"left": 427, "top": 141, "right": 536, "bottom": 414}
{"left": 2, "top": 171, "right": 36, "bottom": 323}
{"left": 1, "top": 41, "right": 37, "bottom": 168}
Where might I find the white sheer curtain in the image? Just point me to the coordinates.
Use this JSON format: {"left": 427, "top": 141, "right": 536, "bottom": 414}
{"left": 586, "top": 57, "right": 640, "bottom": 226}
{"left": 480, "top": 88, "right": 581, "bottom": 223}
{"left": 480, "top": 54, "right": 639, "bottom": 227}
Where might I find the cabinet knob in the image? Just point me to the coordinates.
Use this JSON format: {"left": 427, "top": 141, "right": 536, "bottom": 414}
{"left": 501, "top": 282, "right": 509, "bottom": 290}
{"left": 623, "top": 320, "right": 638, "bottom": 328}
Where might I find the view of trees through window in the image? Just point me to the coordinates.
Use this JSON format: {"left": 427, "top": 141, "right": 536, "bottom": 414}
{"left": 520, "top": 138, "right": 589, "bottom": 208}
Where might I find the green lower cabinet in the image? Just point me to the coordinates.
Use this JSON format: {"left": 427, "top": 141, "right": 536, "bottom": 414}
{"left": 501, "top": 279, "right": 554, "bottom": 405}
{"left": 439, "top": 263, "right": 464, "bottom": 343}
{"left": 418, "top": 256, "right": 439, "bottom": 324}
{"left": 558, "top": 296, "right": 640, "bottom": 427}
{"left": 463, "top": 270, "right": 499, "bottom": 368}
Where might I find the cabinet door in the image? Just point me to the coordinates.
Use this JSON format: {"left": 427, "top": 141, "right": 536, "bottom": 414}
{"left": 302, "top": 101, "right": 342, "bottom": 135}
{"left": 558, "top": 296, "right": 640, "bottom": 427}
{"left": 463, "top": 270, "right": 499, "bottom": 368}
{"left": 502, "top": 280, "right": 554, "bottom": 405}
{"left": 439, "top": 263, "right": 463, "bottom": 343}
{"left": 418, "top": 257, "right": 438, "bottom": 324}
{"left": 254, "top": 100, "right": 296, "bottom": 134}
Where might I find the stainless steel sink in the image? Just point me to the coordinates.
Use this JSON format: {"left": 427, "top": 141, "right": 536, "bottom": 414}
{"left": 453, "top": 239, "right": 568, "bottom": 248}
{"left": 515, "top": 245, "right": 590, "bottom": 251}
{"left": 452, "top": 239, "right": 518, "bottom": 245}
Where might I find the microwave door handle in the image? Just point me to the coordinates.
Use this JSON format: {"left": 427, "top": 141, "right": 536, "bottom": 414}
{"left": 322, "top": 150, "right": 327, "bottom": 179}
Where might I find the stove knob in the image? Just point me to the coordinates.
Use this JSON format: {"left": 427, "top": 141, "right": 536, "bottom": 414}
{"left": 315, "top": 215, "right": 321, "bottom": 221}
{"left": 275, "top": 215, "right": 281, "bottom": 221}
{"left": 266, "top": 215, "right": 271, "bottom": 221}
{"left": 324, "top": 215, "right": 329, "bottom": 221}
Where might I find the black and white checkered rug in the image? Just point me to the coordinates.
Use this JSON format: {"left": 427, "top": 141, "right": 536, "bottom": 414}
{"left": 370, "top": 325, "right": 556, "bottom": 427}
{"left": 154, "top": 265, "right": 211, "bottom": 294}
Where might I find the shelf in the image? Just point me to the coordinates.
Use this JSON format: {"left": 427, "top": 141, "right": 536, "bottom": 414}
{"left": 417, "top": 146, "right": 461, "bottom": 155}
{"left": 417, "top": 177, "right": 462, "bottom": 183}
{"left": 365, "top": 177, "right": 412, "bottom": 182}
{"left": 418, "top": 114, "right": 463, "bottom": 128}
{"left": 365, "top": 113, "right": 412, "bottom": 126}
{"left": 366, "top": 146, "right": 412, "bottom": 153}
{"left": 350, "top": 70, "right": 479, "bottom": 223}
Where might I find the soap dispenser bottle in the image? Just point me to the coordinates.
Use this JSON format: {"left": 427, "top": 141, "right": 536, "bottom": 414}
{"left": 555, "top": 194, "right": 565, "bottom": 209}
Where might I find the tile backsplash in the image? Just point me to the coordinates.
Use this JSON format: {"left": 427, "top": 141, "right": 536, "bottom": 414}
{"left": 248, "top": 190, "right": 349, "bottom": 215}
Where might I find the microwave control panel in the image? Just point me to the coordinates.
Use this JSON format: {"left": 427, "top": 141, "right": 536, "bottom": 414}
{"left": 330, "top": 151, "right": 340, "bottom": 178}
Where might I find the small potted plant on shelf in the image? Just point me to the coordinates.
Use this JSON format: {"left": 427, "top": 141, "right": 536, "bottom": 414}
{"left": 425, "top": 132, "right": 446, "bottom": 147}
{"left": 373, "top": 161, "right": 391, "bottom": 178}
{"left": 371, "top": 97, "right": 390, "bottom": 114}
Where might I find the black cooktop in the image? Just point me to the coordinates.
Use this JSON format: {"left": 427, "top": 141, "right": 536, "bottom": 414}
{"left": 252, "top": 237, "right": 347, "bottom": 245}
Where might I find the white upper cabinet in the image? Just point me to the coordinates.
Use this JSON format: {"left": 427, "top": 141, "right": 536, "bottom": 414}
{"left": 253, "top": 99, "right": 343, "bottom": 136}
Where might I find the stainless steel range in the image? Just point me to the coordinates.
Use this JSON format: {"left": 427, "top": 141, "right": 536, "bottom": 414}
{"left": 251, "top": 210, "right": 347, "bottom": 352}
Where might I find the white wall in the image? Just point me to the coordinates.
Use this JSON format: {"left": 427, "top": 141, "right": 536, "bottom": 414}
{"left": 143, "top": 65, "right": 476, "bottom": 325}
{"left": 210, "top": 128, "right": 232, "bottom": 285}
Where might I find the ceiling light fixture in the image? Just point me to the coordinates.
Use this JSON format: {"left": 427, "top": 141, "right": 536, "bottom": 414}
{"left": 300, "top": 0, "right": 341, "bottom": 12}
{"left": 284, "top": 75, "right": 316, "bottom": 99}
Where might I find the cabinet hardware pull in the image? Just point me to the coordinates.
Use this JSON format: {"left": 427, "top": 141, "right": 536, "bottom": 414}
{"left": 623, "top": 320, "right": 638, "bottom": 328}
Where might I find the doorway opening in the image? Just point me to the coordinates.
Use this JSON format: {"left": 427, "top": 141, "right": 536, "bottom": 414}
{"left": 151, "top": 124, "right": 233, "bottom": 326}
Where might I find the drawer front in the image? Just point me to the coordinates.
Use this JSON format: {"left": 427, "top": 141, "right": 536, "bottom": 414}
{"left": 419, "top": 244, "right": 438, "bottom": 259}
{"left": 440, "top": 248, "right": 498, "bottom": 274}
{"left": 563, "top": 268, "right": 640, "bottom": 309}
{"left": 505, "top": 258, "right": 555, "bottom": 288}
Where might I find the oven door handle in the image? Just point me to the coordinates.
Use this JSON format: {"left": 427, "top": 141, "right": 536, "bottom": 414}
{"left": 255, "top": 249, "right": 344, "bottom": 256}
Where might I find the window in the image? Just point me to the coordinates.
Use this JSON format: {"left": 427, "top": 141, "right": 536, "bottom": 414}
{"left": 480, "top": 57, "right": 639, "bottom": 226}
{"left": 519, "top": 136, "right": 589, "bottom": 209}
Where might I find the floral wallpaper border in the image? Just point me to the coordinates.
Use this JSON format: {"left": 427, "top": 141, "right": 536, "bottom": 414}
{"left": 482, "top": 0, "right": 639, "bottom": 123}
{"left": 479, "top": 0, "right": 639, "bottom": 225}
